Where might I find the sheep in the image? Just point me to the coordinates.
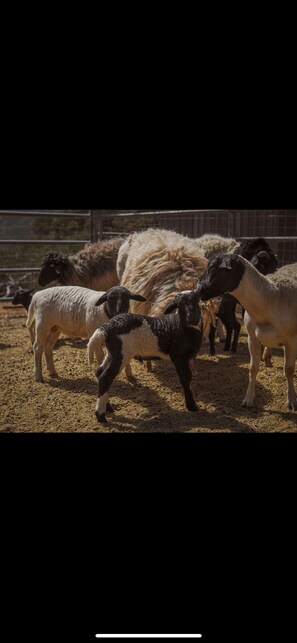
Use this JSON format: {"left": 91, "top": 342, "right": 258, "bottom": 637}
{"left": 89, "top": 289, "right": 204, "bottom": 423}
{"left": 197, "top": 254, "right": 297, "bottom": 411}
{"left": 38, "top": 237, "right": 125, "bottom": 291}
{"left": 26, "top": 285, "right": 146, "bottom": 382}
{"left": 118, "top": 228, "right": 213, "bottom": 367}
{"left": 195, "top": 236, "right": 278, "bottom": 353}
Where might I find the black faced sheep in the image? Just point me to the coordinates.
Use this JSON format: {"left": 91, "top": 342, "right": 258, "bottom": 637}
{"left": 196, "top": 236, "right": 278, "bottom": 353}
{"left": 198, "top": 254, "right": 297, "bottom": 411}
{"left": 38, "top": 237, "right": 125, "bottom": 291}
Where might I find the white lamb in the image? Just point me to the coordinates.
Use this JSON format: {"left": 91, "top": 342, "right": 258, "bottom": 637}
{"left": 26, "top": 285, "right": 145, "bottom": 382}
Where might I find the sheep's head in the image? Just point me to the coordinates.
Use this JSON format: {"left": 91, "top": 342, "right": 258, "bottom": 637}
{"left": 197, "top": 254, "right": 246, "bottom": 301}
{"left": 95, "top": 286, "right": 146, "bottom": 318}
{"left": 236, "top": 238, "right": 278, "bottom": 275}
{"left": 38, "top": 252, "right": 69, "bottom": 286}
{"left": 164, "top": 289, "right": 202, "bottom": 327}
{"left": 250, "top": 249, "right": 278, "bottom": 275}
{"left": 12, "top": 288, "right": 35, "bottom": 306}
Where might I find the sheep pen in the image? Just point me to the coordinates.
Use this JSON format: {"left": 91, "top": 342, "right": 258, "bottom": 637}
{"left": 1, "top": 301, "right": 297, "bottom": 433}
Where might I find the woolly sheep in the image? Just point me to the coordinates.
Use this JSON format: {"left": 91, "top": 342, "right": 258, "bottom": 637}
{"left": 198, "top": 254, "right": 297, "bottom": 410}
{"left": 38, "top": 237, "right": 125, "bottom": 291}
{"left": 26, "top": 285, "right": 145, "bottom": 382}
{"left": 90, "top": 289, "right": 204, "bottom": 423}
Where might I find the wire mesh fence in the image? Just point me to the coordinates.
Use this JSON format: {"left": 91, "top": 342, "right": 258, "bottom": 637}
{"left": 1, "top": 209, "right": 297, "bottom": 300}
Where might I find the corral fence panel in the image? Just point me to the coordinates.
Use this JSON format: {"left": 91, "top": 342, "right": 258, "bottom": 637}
{"left": 0, "top": 209, "right": 297, "bottom": 300}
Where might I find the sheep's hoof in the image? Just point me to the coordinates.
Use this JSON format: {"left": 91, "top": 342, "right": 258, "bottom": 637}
{"left": 106, "top": 403, "right": 114, "bottom": 413}
{"left": 35, "top": 376, "right": 44, "bottom": 383}
{"left": 241, "top": 399, "right": 254, "bottom": 408}
{"left": 187, "top": 404, "right": 198, "bottom": 412}
{"left": 49, "top": 372, "right": 59, "bottom": 378}
{"left": 287, "top": 400, "right": 297, "bottom": 411}
{"left": 264, "top": 360, "right": 273, "bottom": 367}
{"left": 95, "top": 411, "right": 107, "bottom": 423}
{"left": 127, "top": 375, "right": 137, "bottom": 385}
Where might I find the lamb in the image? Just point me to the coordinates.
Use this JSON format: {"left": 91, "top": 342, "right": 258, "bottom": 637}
{"left": 195, "top": 236, "right": 278, "bottom": 353}
{"left": 26, "top": 285, "right": 146, "bottom": 382}
{"left": 118, "top": 228, "right": 213, "bottom": 367}
{"left": 197, "top": 254, "right": 297, "bottom": 410}
{"left": 38, "top": 237, "right": 125, "bottom": 291}
{"left": 89, "top": 289, "right": 204, "bottom": 423}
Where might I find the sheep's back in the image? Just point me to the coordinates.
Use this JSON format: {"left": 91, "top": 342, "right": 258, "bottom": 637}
{"left": 194, "top": 234, "right": 239, "bottom": 260}
{"left": 121, "top": 231, "right": 208, "bottom": 316}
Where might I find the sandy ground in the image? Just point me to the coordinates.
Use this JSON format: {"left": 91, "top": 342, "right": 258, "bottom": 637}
{"left": 1, "top": 302, "right": 297, "bottom": 433}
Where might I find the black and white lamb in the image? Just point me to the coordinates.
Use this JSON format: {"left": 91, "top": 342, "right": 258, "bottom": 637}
{"left": 197, "top": 254, "right": 297, "bottom": 410}
{"left": 89, "top": 289, "right": 204, "bottom": 423}
{"left": 38, "top": 237, "right": 125, "bottom": 291}
{"left": 26, "top": 285, "right": 145, "bottom": 382}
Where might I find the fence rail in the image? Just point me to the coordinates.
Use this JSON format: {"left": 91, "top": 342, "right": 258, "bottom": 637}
{"left": 1, "top": 209, "right": 297, "bottom": 301}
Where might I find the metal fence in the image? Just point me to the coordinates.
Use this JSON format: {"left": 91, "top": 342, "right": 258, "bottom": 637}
{"left": 1, "top": 209, "right": 297, "bottom": 300}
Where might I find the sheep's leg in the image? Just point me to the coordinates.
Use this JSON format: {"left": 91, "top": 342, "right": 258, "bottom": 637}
{"left": 172, "top": 358, "right": 198, "bottom": 412}
{"left": 231, "top": 319, "right": 241, "bottom": 353}
{"left": 45, "top": 329, "right": 61, "bottom": 377}
{"left": 223, "top": 320, "right": 233, "bottom": 351}
{"left": 208, "top": 323, "right": 216, "bottom": 356}
{"left": 95, "top": 355, "right": 123, "bottom": 423}
{"left": 241, "top": 315, "right": 261, "bottom": 407}
{"left": 216, "top": 318, "right": 225, "bottom": 341}
{"left": 28, "top": 321, "right": 35, "bottom": 345}
{"left": 263, "top": 346, "right": 273, "bottom": 367}
{"left": 124, "top": 361, "right": 137, "bottom": 384}
{"left": 33, "top": 324, "right": 48, "bottom": 383}
{"left": 284, "top": 344, "right": 297, "bottom": 410}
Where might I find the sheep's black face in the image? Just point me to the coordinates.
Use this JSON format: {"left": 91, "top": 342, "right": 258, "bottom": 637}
{"left": 198, "top": 254, "right": 245, "bottom": 301}
{"left": 107, "top": 291, "right": 130, "bottom": 317}
{"left": 38, "top": 253, "right": 61, "bottom": 286}
{"left": 175, "top": 291, "right": 202, "bottom": 327}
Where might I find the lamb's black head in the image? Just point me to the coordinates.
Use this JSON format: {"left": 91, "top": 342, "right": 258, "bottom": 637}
{"left": 95, "top": 286, "right": 146, "bottom": 318}
{"left": 197, "top": 253, "right": 245, "bottom": 301}
{"left": 164, "top": 289, "right": 202, "bottom": 327}
{"left": 12, "top": 287, "right": 35, "bottom": 308}
{"left": 236, "top": 238, "right": 278, "bottom": 275}
{"left": 38, "top": 252, "right": 69, "bottom": 286}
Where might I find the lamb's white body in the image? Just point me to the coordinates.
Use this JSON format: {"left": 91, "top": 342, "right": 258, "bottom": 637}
{"left": 27, "top": 286, "right": 113, "bottom": 382}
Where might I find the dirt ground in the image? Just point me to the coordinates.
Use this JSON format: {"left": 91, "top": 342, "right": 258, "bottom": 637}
{"left": 1, "top": 302, "right": 297, "bottom": 433}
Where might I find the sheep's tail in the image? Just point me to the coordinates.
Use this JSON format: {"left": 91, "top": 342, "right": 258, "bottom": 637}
{"left": 88, "top": 329, "right": 105, "bottom": 367}
{"left": 26, "top": 299, "right": 35, "bottom": 330}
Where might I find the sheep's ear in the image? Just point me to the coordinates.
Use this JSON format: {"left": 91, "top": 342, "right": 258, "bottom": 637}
{"left": 220, "top": 256, "right": 233, "bottom": 270}
{"left": 164, "top": 302, "right": 177, "bottom": 314}
{"left": 95, "top": 293, "right": 108, "bottom": 306}
{"left": 129, "top": 292, "right": 146, "bottom": 302}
